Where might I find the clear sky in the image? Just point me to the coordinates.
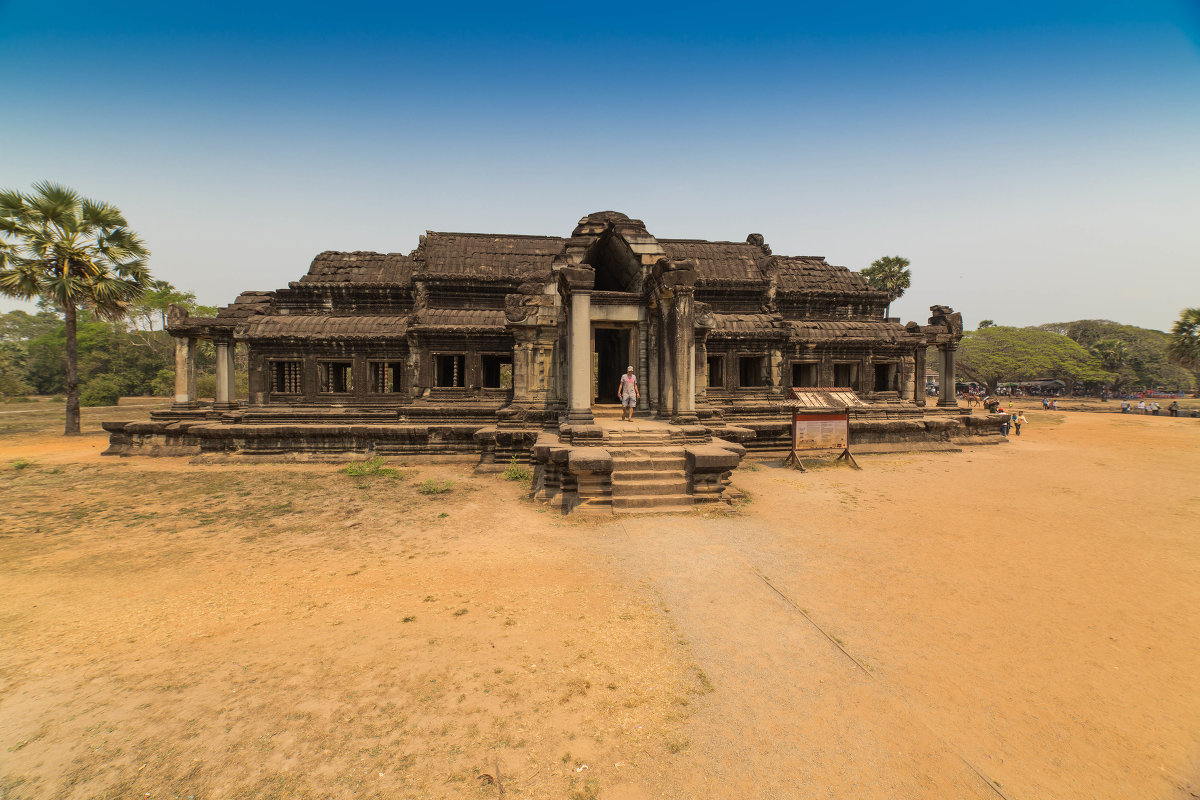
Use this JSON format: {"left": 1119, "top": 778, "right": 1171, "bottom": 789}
{"left": 2, "top": 0, "right": 1198, "bottom": 330}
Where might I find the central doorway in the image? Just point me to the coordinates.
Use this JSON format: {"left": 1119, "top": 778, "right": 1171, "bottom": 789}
{"left": 593, "top": 327, "right": 631, "bottom": 404}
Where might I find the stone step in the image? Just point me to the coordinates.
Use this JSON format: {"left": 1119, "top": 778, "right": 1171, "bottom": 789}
{"left": 611, "top": 478, "right": 689, "bottom": 496}
{"left": 612, "top": 458, "right": 687, "bottom": 471}
{"left": 612, "top": 494, "right": 695, "bottom": 510}
{"left": 612, "top": 469, "right": 687, "bottom": 481}
{"left": 612, "top": 504, "right": 697, "bottom": 515}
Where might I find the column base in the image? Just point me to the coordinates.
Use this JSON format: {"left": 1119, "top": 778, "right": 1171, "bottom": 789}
{"left": 171, "top": 401, "right": 204, "bottom": 411}
{"left": 937, "top": 399, "right": 958, "bottom": 408}
{"left": 670, "top": 413, "right": 700, "bottom": 425}
{"left": 212, "top": 402, "right": 240, "bottom": 412}
{"left": 565, "top": 409, "right": 595, "bottom": 424}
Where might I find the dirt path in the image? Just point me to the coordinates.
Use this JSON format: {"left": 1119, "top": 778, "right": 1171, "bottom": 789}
{"left": 593, "top": 410, "right": 1200, "bottom": 799}
{"left": 2, "top": 407, "right": 1198, "bottom": 799}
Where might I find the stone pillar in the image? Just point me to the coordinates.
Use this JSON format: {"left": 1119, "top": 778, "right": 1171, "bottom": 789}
{"left": 696, "top": 333, "right": 708, "bottom": 402}
{"left": 214, "top": 339, "right": 237, "bottom": 411}
{"left": 914, "top": 347, "right": 927, "bottom": 407}
{"left": 637, "top": 319, "right": 650, "bottom": 411}
{"left": 938, "top": 344, "right": 957, "bottom": 407}
{"left": 647, "top": 317, "right": 659, "bottom": 414}
{"left": 659, "top": 306, "right": 674, "bottom": 413}
{"left": 568, "top": 291, "right": 593, "bottom": 422}
{"left": 664, "top": 285, "right": 696, "bottom": 422}
{"left": 172, "top": 336, "right": 198, "bottom": 410}
{"left": 559, "top": 266, "right": 596, "bottom": 424}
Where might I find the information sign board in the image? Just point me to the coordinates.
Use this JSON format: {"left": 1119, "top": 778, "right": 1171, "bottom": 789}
{"left": 784, "top": 407, "right": 860, "bottom": 471}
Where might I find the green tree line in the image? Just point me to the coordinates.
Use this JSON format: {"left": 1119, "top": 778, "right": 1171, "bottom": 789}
{"left": 0, "top": 283, "right": 232, "bottom": 406}
{"left": 957, "top": 317, "right": 1198, "bottom": 395}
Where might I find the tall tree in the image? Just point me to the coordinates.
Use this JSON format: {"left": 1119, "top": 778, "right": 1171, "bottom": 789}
{"left": 957, "top": 326, "right": 1112, "bottom": 395}
{"left": 0, "top": 182, "right": 150, "bottom": 434}
{"left": 1090, "top": 339, "right": 1130, "bottom": 371}
{"left": 1168, "top": 307, "right": 1200, "bottom": 375}
{"left": 860, "top": 255, "right": 912, "bottom": 318}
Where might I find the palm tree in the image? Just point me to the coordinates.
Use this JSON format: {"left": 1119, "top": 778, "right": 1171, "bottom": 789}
{"left": 860, "top": 255, "right": 912, "bottom": 318}
{"left": 1168, "top": 307, "right": 1200, "bottom": 373}
{"left": 0, "top": 182, "right": 150, "bottom": 434}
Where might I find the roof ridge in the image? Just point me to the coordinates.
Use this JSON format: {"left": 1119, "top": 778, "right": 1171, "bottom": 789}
{"left": 425, "top": 231, "right": 565, "bottom": 240}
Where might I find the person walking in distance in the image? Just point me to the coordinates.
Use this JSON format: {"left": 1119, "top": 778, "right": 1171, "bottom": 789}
{"left": 1014, "top": 411, "right": 1026, "bottom": 436}
{"left": 618, "top": 366, "right": 640, "bottom": 422}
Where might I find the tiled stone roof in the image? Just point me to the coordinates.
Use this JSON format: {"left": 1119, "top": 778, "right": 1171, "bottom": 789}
{"left": 788, "top": 320, "right": 912, "bottom": 343}
{"left": 412, "top": 307, "right": 507, "bottom": 331}
{"left": 216, "top": 292, "right": 274, "bottom": 319}
{"left": 773, "top": 257, "right": 872, "bottom": 293}
{"left": 413, "top": 232, "right": 565, "bottom": 280}
{"left": 659, "top": 240, "right": 766, "bottom": 282}
{"left": 710, "top": 313, "right": 783, "bottom": 333}
{"left": 243, "top": 315, "right": 409, "bottom": 341}
{"left": 299, "top": 251, "right": 413, "bottom": 285}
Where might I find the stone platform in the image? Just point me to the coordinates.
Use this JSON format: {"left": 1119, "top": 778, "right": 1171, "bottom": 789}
{"left": 529, "top": 417, "right": 746, "bottom": 515}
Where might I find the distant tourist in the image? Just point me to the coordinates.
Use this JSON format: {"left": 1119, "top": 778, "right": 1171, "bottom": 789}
{"left": 1014, "top": 412, "right": 1026, "bottom": 436}
{"left": 1151, "top": 401, "right": 1160, "bottom": 416}
{"left": 1042, "top": 397, "right": 1050, "bottom": 410}
{"left": 1169, "top": 401, "right": 1180, "bottom": 417}
{"left": 1121, "top": 400, "right": 1130, "bottom": 413}
{"left": 998, "top": 407, "right": 1010, "bottom": 436}
{"left": 1137, "top": 400, "right": 1146, "bottom": 414}
{"left": 618, "top": 366, "right": 640, "bottom": 421}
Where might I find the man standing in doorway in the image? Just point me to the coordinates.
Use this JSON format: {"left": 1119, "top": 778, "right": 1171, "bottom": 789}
{"left": 618, "top": 366, "right": 640, "bottom": 422}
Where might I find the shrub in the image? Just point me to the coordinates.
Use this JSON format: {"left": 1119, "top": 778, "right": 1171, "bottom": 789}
{"left": 11, "top": 458, "right": 35, "bottom": 470}
{"left": 79, "top": 375, "right": 121, "bottom": 407}
{"left": 339, "top": 456, "right": 401, "bottom": 478}
{"left": 417, "top": 479, "right": 454, "bottom": 495}
{"left": 502, "top": 455, "right": 531, "bottom": 482}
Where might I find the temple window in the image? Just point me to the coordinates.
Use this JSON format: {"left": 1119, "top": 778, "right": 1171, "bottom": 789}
{"left": 833, "top": 362, "right": 858, "bottom": 389}
{"left": 707, "top": 355, "right": 725, "bottom": 388}
{"left": 434, "top": 354, "right": 465, "bottom": 388}
{"left": 318, "top": 361, "right": 353, "bottom": 393}
{"left": 738, "top": 355, "right": 767, "bottom": 388}
{"left": 874, "top": 362, "right": 898, "bottom": 392}
{"left": 792, "top": 362, "right": 818, "bottom": 388}
{"left": 270, "top": 361, "right": 302, "bottom": 394}
{"left": 370, "top": 362, "right": 403, "bottom": 393}
{"left": 481, "top": 355, "right": 513, "bottom": 390}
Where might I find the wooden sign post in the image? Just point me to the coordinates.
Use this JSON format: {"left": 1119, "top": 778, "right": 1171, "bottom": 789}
{"left": 784, "top": 405, "right": 860, "bottom": 472}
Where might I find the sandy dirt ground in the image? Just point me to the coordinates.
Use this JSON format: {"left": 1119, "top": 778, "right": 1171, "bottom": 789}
{"left": 1, "top": 402, "right": 1198, "bottom": 799}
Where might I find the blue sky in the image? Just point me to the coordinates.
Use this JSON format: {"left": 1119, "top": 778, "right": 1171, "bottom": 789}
{"left": 2, "top": 0, "right": 1198, "bottom": 329}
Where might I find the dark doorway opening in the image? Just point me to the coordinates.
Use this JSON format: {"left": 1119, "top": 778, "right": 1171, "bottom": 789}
{"left": 874, "top": 363, "right": 894, "bottom": 392}
{"left": 594, "top": 328, "right": 631, "bottom": 404}
{"left": 792, "top": 362, "right": 818, "bottom": 388}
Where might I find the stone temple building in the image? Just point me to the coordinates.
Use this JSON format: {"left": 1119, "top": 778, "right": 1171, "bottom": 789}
{"left": 105, "top": 211, "right": 998, "bottom": 512}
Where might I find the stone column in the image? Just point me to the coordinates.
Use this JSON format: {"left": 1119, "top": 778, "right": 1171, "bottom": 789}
{"left": 914, "top": 346, "right": 927, "bottom": 407}
{"left": 696, "top": 333, "right": 708, "bottom": 402}
{"left": 214, "top": 339, "right": 237, "bottom": 411}
{"left": 938, "top": 344, "right": 958, "bottom": 407}
{"left": 647, "top": 317, "right": 659, "bottom": 414}
{"left": 172, "top": 336, "right": 198, "bottom": 410}
{"left": 637, "top": 319, "right": 650, "bottom": 411}
{"left": 659, "top": 305, "right": 675, "bottom": 414}
{"left": 668, "top": 287, "right": 696, "bottom": 421}
{"left": 560, "top": 266, "right": 596, "bottom": 424}
{"left": 568, "top": 291, "right": 593, "bottom": 422}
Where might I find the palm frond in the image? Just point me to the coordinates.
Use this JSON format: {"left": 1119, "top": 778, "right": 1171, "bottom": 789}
{"left": 0, "top": 189, "right": 26, "bottom": 217}
{"left": 81, "top": 198, "right": 128, "bottom": 230}
{"left": 0, "top": 264, "right": 47, "bottom": 300}
{"left": 28, "top": 182, "right": 81, "bottom": 228}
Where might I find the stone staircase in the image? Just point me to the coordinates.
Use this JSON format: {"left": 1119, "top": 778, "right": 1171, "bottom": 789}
{"left": 529, "top": 418, "right": 744, "bottom": 515}
{"left": 604, "top": 427, "right": 697, "bottom": 514}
